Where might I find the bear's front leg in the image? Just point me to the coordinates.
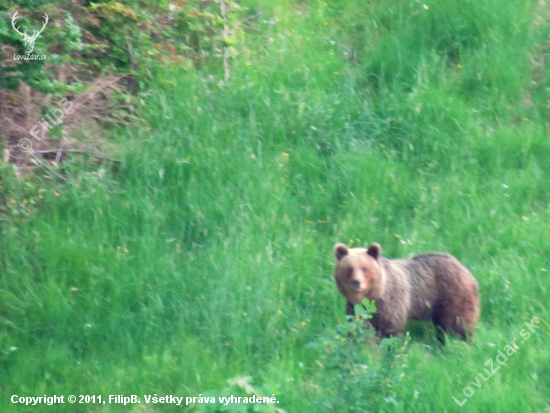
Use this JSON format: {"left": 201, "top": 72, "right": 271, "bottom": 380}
{"left": 346, "top": 301, "right": 355, "bottom": 317}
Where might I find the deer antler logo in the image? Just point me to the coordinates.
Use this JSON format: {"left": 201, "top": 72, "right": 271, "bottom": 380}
{"left": 11, "top": 11, "right": 49, "bottom": 54}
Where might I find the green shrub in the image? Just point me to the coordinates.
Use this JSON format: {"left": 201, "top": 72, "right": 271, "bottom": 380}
{"left": 312, "top": 301, "right": 411, "bottom": 412}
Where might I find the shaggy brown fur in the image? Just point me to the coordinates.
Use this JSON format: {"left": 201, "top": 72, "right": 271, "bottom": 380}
{"left": 333, "top": 242, "right": 480, "bottom": 342}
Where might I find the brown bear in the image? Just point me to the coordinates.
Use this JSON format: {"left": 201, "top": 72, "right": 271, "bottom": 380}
{"left": 333, "top": 242, "right": 479, "bottom": 342}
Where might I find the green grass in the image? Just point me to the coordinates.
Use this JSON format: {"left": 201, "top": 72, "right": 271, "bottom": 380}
{"left": 1, "top": 0, "right": 550, "bottom": 411}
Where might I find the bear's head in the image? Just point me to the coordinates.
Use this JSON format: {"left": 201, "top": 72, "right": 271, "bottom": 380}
{"left": 333, "top": 242, "right": 385, "bottom": 304}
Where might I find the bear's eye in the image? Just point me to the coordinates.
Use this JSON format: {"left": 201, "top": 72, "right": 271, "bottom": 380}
{"left": 347, "top": 268, "right": 353, "bottom": 276}
{"left": 361, "top": 268, "right": 368, "bottom": 274}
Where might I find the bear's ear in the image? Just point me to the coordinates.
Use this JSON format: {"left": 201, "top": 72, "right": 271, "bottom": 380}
{"left": 334, "top": 243, "right": 349, "bottom": 260}
{"left": 367, "top": 243, "right": 382, "bottom": 260}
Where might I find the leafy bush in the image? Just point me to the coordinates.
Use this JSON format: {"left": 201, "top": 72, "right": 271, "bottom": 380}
{"left": 312, "top": 301, "right": 411, "bottom": 412}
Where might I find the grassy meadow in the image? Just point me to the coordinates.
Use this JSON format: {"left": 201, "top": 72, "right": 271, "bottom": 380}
{"left": 2, "top": 0, "right": 550, "bottom": 411}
